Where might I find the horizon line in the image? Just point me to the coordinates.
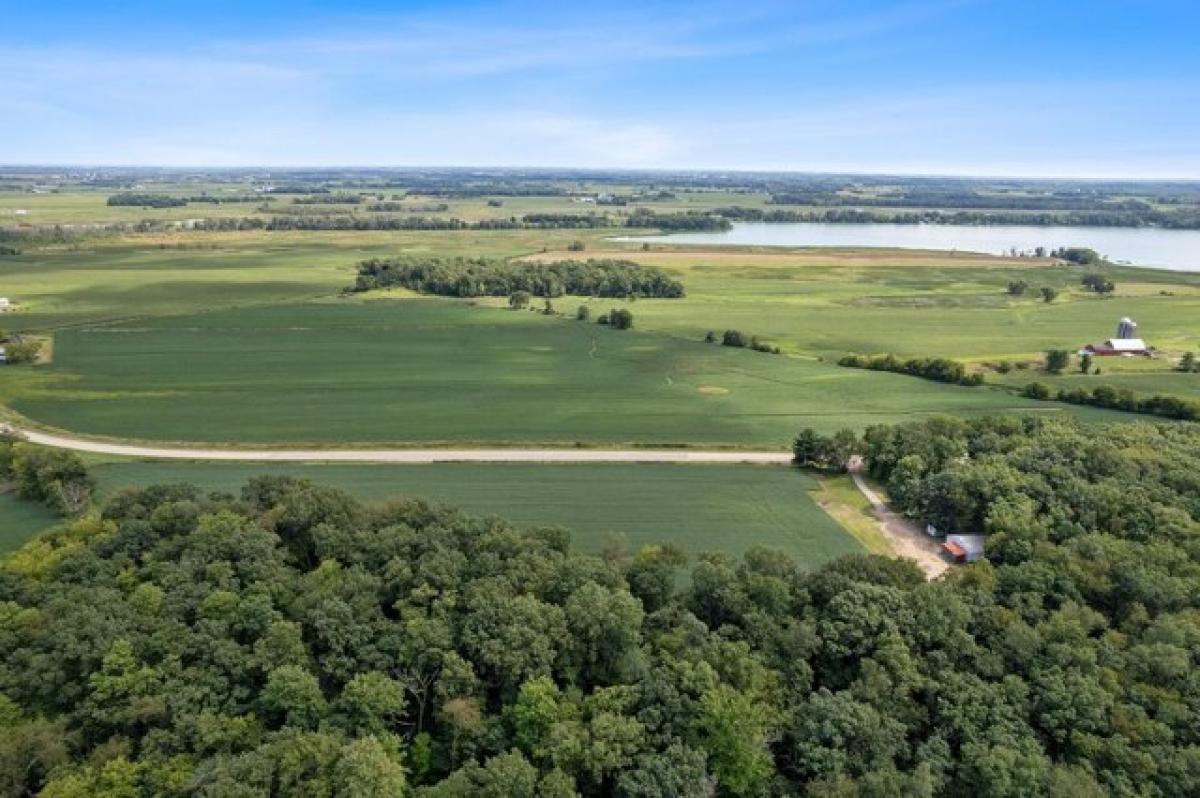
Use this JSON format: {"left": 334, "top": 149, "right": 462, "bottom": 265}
{"left": 3, "top": 163, "right": 1200, "bottom": 183}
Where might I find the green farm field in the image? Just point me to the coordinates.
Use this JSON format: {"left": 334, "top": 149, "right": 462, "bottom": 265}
{"left": 3, "top": 297, "right": 1117, "bottom": 447}
{"left": 0, "top": 461, "right": 861, "bottom": 566}
{"left": 0, "top": 491, "right": 61, "bottom": 554}
{"left": 2, "top": 194, "right": 1196, "bottom": 450}
{"left": 93, "top": 461, "right": 858, "bottom": 563}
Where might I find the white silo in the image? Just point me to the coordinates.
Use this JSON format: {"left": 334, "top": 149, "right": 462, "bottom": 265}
{"left": 1116, "top": 317, "right": 1137, "bottom": 339}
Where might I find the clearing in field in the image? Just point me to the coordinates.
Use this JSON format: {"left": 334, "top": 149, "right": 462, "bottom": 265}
{"left": 3, "top": 297, "right": 1106, "bottom": 447}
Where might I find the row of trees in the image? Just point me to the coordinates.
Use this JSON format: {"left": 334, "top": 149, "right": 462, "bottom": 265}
{"left": 838, "top": 353, "right": 985, "bottom": 386}
{"left": 769, "top": 189, "right": 1156, "bottom": 213}
{"left": 292, "top": 194, "right": 364, "bottom": 205}
{"left": 5, "top": 413, "right": 1200, "bottom": 794}
{"left": 707, "top": 330, "right": 781, "bottom": 354}
{"left": 624, "top": 209, "right": 731, "bottom": 231}
{"left": 352, "top": 257, "right": 684, "bottom": 299}
{"left": 714, "top": 205, "right": 1200, "bottom": 228}
{"left": 1022, "top": 381, "right": 1200, "bottom": 421}
{"left": 106, "top": 193, "right": 187, "bottom": 208}
{"left": 1006, "top": 281, "right": 1059, "bottom": 303}
{"left": 365, "top": 202, "right": 449, "bottom": 213}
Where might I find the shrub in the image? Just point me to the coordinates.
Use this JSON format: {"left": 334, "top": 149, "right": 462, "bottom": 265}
{"left": 4, "top": 339, "right": 42, "bottom": 364}
{"left": 575, "top": 305, "right": 590, "bottom": 321}
{"left": 1081, "top": 273, "right": 1116, "bottom": 294}
{"left": 1044, "top": 349, "right": 1070, "bottom": 374}
{"left": 607, "top": 309, "right": 634, "bottom": 330}
{"left": 721, "top": 330, "right": 748, "bottom": 348}
{"left": 1022, "top": 382, "right": 1052, "bottom": 400}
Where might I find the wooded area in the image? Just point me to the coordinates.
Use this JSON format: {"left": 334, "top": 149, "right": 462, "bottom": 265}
{"left": 3, "top": 416, "right": 1199, "bottom": 795}
{"left": 352, "top": 257, "right": 685, "bottom": 299}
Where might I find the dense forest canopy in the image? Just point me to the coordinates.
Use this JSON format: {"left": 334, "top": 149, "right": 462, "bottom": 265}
{"left": 3, "top": 417, "right": 1200, "bottom": 795}
{"left": 352, "top": 257, "right": 685, "bottom": 299}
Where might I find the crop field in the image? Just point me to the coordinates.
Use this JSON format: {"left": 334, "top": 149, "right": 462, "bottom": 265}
{"left": 5, "top": 296, "right": 1115, "bottom": 447}
{"left": 0, "top": 461, "right": 861, "bottom": 565}
{"left": 0, "top": 491, "right": 61, "bottom": 554}
{"left": 0, "top": 229, "right": 598, "bottom": 331}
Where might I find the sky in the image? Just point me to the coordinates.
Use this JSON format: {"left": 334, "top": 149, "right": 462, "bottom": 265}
{"left": 3, "top": 0, "right": 1199, "bottom": 177}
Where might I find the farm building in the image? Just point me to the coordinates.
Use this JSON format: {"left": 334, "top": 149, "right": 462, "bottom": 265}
{"left": 1080, "top": 317, "right": 1151, "bottom": 357}
{"left": 0, "top": 347, "right": 7, "bottom": 364}
{"left": 0, "top": 298, "right": 10, "bottom": 310}
{"left": 942, "top": 534, "right": 986, "bottom": 564}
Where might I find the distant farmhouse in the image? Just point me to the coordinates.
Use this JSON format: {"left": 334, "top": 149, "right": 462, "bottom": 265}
{"left": 1081, "top": 317, "right": 1151, "bottom": 357}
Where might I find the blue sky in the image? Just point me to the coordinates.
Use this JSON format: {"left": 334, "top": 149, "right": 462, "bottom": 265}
{"left": 3, "top": 0, "right": 1199, "bottom": 176}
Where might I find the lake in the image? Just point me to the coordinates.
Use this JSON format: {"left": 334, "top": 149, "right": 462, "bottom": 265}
{"left": 617, "top": 221, "right": 1200, "bottom": 272}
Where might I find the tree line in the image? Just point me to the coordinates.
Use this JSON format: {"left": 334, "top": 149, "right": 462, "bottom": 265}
{"left": 352, "top": 257, "right": 685, "bottom": 299}
{"left": 838, "top": 353, "right": 985, "bottom": 386}
{"left": 106, "top": 193, "right": 188, "bottom": 208}
{"left": 366, "top": 202, "right": 450, "bottom": 213}
{"left": 292, "top": 194, "right": 365, "bottom": 205}
{"left": 1022, "top": 381, "right": 1200, "bottom": 421}
{"left": 4, "top": 413, "right": 1200, "bottom": 794}
{"left": 769, "top": 189, "right": 1156, "bottom": 213}
{"left": 106, "top": 193, "right": 269, "bottom": 208}
{"left": 714, "top": 205, "right": 1200, "bottom": 229}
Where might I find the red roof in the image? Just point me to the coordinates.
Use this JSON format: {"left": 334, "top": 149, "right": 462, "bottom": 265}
{"left": 942, "top": 540, "right": 967, "bottom": 559}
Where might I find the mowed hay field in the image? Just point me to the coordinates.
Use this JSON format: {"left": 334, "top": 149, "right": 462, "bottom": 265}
{"left": 4, "top": 298, "right": 1106, "bottom": 447}
{"left": 2, "top": 461, "right": 855, "bottom": 567}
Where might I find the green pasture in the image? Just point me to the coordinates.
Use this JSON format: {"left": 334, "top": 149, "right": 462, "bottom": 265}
{"left": 87, "top": 460, "right": 858, "bottom": 564}
{"left": 4, "top": 298, "right": 1107, "bottom": 447}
